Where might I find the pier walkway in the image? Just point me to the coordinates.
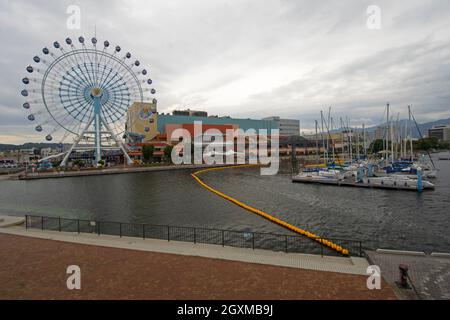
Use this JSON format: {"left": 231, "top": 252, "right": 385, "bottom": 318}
{"left": 0, "top": 228, "right": 397, "bottom": 300}
{"left": 1, "top": 224, "right": 368, "bottom": 275}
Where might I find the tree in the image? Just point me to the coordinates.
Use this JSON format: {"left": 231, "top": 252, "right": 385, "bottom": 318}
{"left": 73, "top": 159, "right": 84, "bottom": 168}
{"left": 163, "top": 145, "right": 173, "bottom": 163}
{"left": 142, "top": 145, "right": 155, "bottom": 163}
{"left": 413, "top": 137, "right": 449, "bottom": 151}
{"left": 369, "top": 139, "right": 384, "bottom": 154}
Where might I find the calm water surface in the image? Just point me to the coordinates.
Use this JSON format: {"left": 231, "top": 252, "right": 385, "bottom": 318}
{"left": 1, "top": 152, "right": 449, "bottom": 252}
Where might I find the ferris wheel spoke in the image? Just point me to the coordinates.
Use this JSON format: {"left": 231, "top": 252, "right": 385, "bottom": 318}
{"left": 96, "top": 63, "right": 110, "bottom": 89}
{"left": 100, "top": 53, "right": 137, "bottom": 89}
{"left": 72, "top": 99, "right": 93, "bottom": 120}
{"left": 103, "top": 98, "right": 128, "bottom": 118}
{"left": 107, "top": 102, "right": 129, "bottom": 120}
{"left": 91, "top": 43, "right": 100, "bottom": 87}
{"left": 66, "top": 65, "right": 93, "bottom": 89}
{"left": 82, "top": 63, "right": 97, "bottom": 88}
{"left": 69, "top": 48, "right": 96, "bottom": 88}
{"left": 100, "top": 67, "right": 125, "bottom": 90}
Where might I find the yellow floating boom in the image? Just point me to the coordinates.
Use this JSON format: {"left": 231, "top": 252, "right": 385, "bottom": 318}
{"left": 191, "top": 164, "right": 349, "bottom": 256}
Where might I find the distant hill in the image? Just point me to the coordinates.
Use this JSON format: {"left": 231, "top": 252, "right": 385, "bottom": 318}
{"left": 333, "top": 118, "right": 450, "bottom": 139}
{"left": 364, "top": 118, "right": 450, "bottom": 138}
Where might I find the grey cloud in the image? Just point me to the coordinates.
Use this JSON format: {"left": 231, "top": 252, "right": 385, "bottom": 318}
{"left": 1, "top": 0, "right": 450, "bottom": 142}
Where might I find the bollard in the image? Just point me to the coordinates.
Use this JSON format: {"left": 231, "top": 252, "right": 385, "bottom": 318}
{"left": 398, "top": 264, "right": 409, "bottom": 288}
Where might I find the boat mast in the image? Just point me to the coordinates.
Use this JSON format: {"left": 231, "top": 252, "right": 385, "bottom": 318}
{"left": 386, "top": 103, "right": 390, "bottom": 167}
{"left": 390, "top": 110, "right": 394, "bottom": 164}
{"left": 315, "top": 120, "right": 319, "bottom": 164}
{"left": 356, "top": 125, "right": 360, "bottom": 160}
{"left": 320, "top": 111, "right": 327, "bottom": 165}
{"left": 408, "top": 105, "right": 413, "bottom": 162}
{"left": 363, "top": 123, "right": 366, "bottom": 158}
{"left": 325, "top": 107, "right": 334, "bottom": 160}
{"left": 396, "top": 112, "right": 400, "bottom": 160}
{"left": 347, "top": 117, "right": 353, "bottom": 163}
{"left": 403, "top": 120, "right": 407, "bottom": 160}
{"left": 340, "top": 117, "right": 345, "bottom": 162}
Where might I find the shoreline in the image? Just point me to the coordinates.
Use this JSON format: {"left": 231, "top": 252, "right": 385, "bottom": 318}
{"left": 16, "top": 163, "right": 237, "bottom": 180}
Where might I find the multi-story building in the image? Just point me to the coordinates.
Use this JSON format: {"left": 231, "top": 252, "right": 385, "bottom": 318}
{"left": 428, "top": 125, "right": 450, "bottom": 142}
{"left": 0, "top": 148, "right": 37, "bottom": 164}
{"left": 173, "top": 109, "right": 208, "bottom": 117}
{"left": 125, "top": 104, "right": 279, "bottom": 162}
{"left": 125, "top": 102, "right": 158, "bottom": 142}
{"left": 158, "top": 114, "right": 277, "bottom": 136}
{"left": 262, "top": 116, "right": 300, "bottom": 136}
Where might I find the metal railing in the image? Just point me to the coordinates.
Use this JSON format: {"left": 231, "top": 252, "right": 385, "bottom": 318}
{"left": 25, "top": 215, "right": 363, "bottom": 257}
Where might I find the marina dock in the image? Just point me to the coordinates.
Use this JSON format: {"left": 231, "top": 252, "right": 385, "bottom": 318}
{"left": 292, "top": 175, "right": 434, "bottom": 191}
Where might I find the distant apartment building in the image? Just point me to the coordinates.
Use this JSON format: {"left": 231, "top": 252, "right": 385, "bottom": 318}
{"left": 428, "top": 125, "right": 450, "bottom": 142}
{"left": 172, "top": 109, "right": 208, "bottom": 117}
{"left": 0, "top": 148, "right": 38, "bottom": 164}
{"left": 40, "top": 147, "right": 61, "bottom": 159}
{"left": 262, "top": 116, "right": 300, "bottom": 136}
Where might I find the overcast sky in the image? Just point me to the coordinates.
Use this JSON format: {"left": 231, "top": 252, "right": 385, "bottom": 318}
{"left": 1, "top": 0, "right": 450, "bottom": 143}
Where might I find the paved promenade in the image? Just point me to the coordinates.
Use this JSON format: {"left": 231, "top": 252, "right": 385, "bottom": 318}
{"left": 1, "top": 226, "right": 369, "bottom": 275}
{"left": 0, "top": 232, "right": 397, "bottom": 300}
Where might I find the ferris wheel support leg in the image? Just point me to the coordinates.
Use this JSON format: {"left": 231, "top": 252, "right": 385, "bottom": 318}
{"left": 101, "top": 119, "right": 134, "bottom": 165}
{"left": 93, "top": 97, "right": 103, "bottom": 166}
{"left": 60, "top": 117, "right": 95, "bottom": 167}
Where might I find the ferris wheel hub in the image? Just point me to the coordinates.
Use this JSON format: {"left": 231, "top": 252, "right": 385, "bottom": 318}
{"left": 90, "top": 87, "right": 103, "bottom": 98}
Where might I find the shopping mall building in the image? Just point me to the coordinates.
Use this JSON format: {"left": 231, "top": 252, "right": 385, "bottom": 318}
{"left": 125, "top": 103, "right": 299, "bottom": 162}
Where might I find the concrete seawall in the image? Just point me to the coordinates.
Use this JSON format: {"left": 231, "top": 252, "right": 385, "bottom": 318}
{"left": 18, "top": 164, "right": 236, "bottom": 180}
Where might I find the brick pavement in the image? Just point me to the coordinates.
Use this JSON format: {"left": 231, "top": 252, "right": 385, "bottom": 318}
{"left": 0, "top": 234, "right": 397, "bottom": 300}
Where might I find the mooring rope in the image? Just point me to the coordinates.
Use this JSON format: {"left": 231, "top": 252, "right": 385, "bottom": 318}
{"left": 191, "top": 164, "right": 349, "bottom": 256}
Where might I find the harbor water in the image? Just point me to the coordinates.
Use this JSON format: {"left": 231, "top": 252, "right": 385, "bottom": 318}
{"left": 1, "top": 152, "right": 449, "bottom": 253}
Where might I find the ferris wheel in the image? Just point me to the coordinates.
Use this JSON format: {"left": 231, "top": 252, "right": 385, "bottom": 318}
{"left": 20, "top": 36, "right": 157, "bottom": 166}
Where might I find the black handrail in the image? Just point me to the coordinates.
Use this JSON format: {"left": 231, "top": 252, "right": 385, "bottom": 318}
{"left": 24, "top": 214, "right": 363, "bottom": 257}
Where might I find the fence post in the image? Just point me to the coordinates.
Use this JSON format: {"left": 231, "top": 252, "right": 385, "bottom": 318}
{"left": 193, "top": 228, "right": 196, "bottom": 244}
{"left": 97, "top": 221, "right": 100, "bottom": 235}
{"left": 252, "top": 233, "right": 255, "bottom": 250}
{"left": 285, "top": 235, "right": 288, "bottom": 253}
{"left": 77, "top": 219, "right": 80, "bottom": 234}
{"left": 25, "top": 215, "right": 28, "bottom": 230}
{"left": 142, "top": 224, "right": 145, "bottom": 240}
{"left": 321, "top": 240, "right": 324, "bottom": 258}
{"left": 167, "top": 226, "right": 170, "bottom": 242}
{"left": 359, "top": 241, "right": 362, "bottom": 257}
{"left": 58, "top": 217, "right": 61, "bottom": 232}
{"left": 41, "top": 216, "right": 44, "bottom": 230}
{"left": 119, "top": 223, "right": 122, "bottom": 238}
{"left": 222, "top": 230, "right": 224, "bottom": 247}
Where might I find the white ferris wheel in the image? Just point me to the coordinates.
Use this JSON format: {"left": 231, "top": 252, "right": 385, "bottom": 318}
{"left": 21, "top": 36, "right": 157, "bottom": 166}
